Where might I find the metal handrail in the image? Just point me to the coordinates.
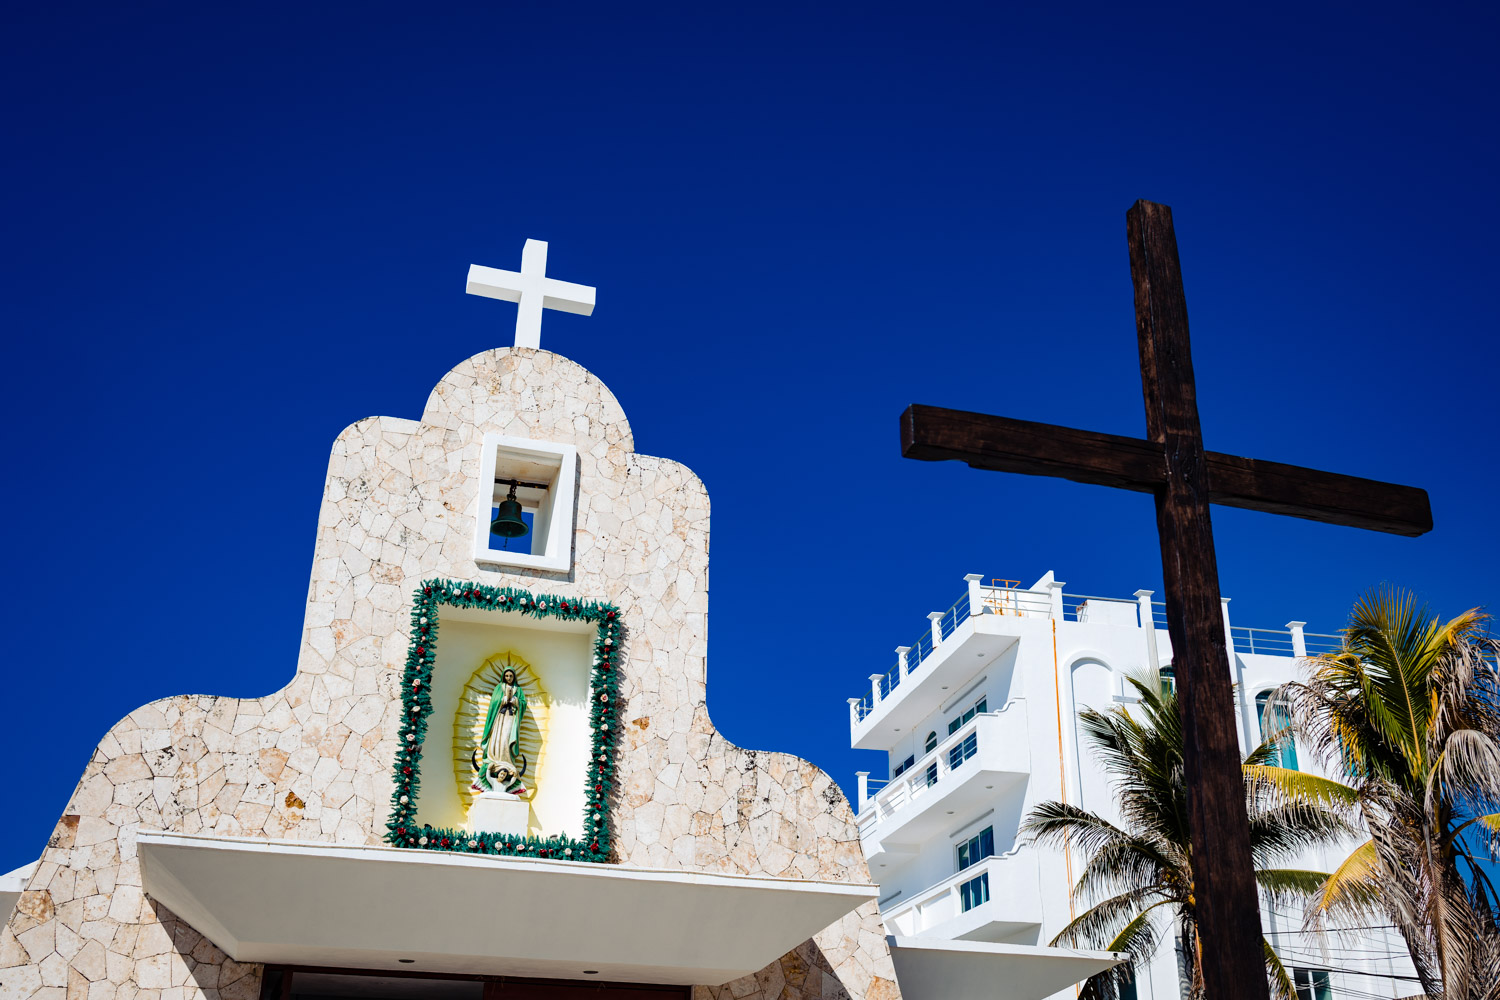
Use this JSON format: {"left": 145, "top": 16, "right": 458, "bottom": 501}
{"left": 868, "top": 700, "right": 1025, "bottom": 815}
{"left": 936, "top": 592, "right": 972, "bottom": 641}
{"left": 848, "top": 578, "right": 1351, "bottom": 721}
{"left": 853, "top": 587, "right": 971, "bottom": 721}
{"left": 869, "top": 712, "right": 987, "bottom": 815}
{"left": 1302, "top": 632, "right": 1344, "bottom": 654}
{"left": 1231, "top": 626, "right": 1295, "bottom": 656}
{"left": 982, "top": 583, "right": 1050, "bottom": 617}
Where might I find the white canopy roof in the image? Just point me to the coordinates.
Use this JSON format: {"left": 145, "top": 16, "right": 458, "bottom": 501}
{"left": 137, "top": 832, "right": 877, "bottom": 986}
{"left": 0, "top": 862, "right": 37, "bottom": 922}
{"left": 887, "top": 935, "right": 1124, "bottom": 1000}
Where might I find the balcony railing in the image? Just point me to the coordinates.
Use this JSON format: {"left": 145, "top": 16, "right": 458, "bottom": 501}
{"left": 880, "top": 849, "right": 1042, "bottom": 936}
{"left": 1231, "top": 626, "right": 1295, "bottom": 656}
{"left": 858, "top": 705, "right": 1027, "bottom": 834}
{"left": 848, "top": 572, "right": 1348, "bottom": 725}
{"left": 856, "top": 587, "right": 973, "bottom": 722}
{"left": 1302, "top": 632, "right": 1343, "bottom": 654}
{"left": 983, "top": 580, "right": 1052, "bottom": 618}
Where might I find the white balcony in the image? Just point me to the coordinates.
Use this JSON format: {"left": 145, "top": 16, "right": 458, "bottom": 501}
{"left": 851, "top": 605, "right": 1050, "bottom": 752}
{"left": 882, "top": 850, "right": 1043, "bottom": 944}
{"left": 847, "top": 576, "right": 1179, "bottom": 752}
{"left": 859, "top": 707, "right": 1030, "bottom": 869}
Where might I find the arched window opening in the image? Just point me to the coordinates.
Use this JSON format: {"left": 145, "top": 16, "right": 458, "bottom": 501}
{"left": 924, "top": 731, "right": 938, "bottom": 754}
{"left": 1256, "top": 690, "right": 1299, "bottom": 771}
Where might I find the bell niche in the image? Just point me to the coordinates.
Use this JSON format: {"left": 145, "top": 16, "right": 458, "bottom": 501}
{"left": 473, "top": 433, "right": 577, "bottom": 572}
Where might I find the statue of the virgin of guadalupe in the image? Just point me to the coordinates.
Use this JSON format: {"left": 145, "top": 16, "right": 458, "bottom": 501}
{"left": 472, "top": 668, "right": 529, "bottom": 796}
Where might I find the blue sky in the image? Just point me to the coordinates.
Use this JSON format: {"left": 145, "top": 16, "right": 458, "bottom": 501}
{"left": 3, "top": 2, "right": 1496, "bottom": 869}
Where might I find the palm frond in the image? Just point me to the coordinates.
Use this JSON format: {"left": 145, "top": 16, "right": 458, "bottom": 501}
{"left": 1247, "top": 804, "right": 1357, "bottom": 867}
{"left": 1076, "top": 904, "right": 1171, "bottom": 1000}
{"left": 1072, "top": 835, "right": 1177, "bottom": 904}
{"left": 1263, "top": 937, "right": 1297, "bottom": 1000}
{"left": 1244, "top": 764, "right": 1359, "bottom": 811}
{"left": 1435, "top": 728, "right": 1500, "bottom": 809}
{"left": 1254, "top": 868, "right": 1331, "bottom": 908}
{"left": 1022, "top": 801, "right": 1140, "bottom": 861}
{"left": 1305, "top": 839, "right": 1383, "bottom": 930}
{"left": 1049, "top": 890, "right": 1167, "bottom": 953}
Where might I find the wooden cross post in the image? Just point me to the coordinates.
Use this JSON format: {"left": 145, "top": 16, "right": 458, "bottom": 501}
{"left": 901, "top": 200, "right": 1431, "bottom": 1000}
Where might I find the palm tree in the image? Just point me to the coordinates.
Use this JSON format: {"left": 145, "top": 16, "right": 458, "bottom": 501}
{"left": 1277, "top": 588, "right": 1500, "bottom": 1000}
{"left": 1022, "top": 671, "right": 1357, "bottom": 1000}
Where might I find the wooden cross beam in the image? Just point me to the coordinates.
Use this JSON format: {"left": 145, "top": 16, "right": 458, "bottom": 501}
{"left": 902, "top": 407, "right": 1432, "bottom": 536}
{"left": 901, "top": 200, "right": 1431, "bottom": 1000}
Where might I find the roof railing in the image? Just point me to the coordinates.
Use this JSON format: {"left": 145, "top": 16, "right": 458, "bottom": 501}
{"left": 848, "top": 573, "right": 1350, "bottom": 727}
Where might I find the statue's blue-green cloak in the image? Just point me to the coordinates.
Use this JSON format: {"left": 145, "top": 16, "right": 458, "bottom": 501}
{"left": 476, "top": 679, "right": 527, "bottom": 792}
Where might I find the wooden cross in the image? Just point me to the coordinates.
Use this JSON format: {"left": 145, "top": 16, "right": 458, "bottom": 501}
{"left": 901, "top": 200, "right": 1431, "bottom": 1000}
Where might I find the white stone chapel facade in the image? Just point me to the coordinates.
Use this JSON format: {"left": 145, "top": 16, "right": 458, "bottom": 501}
{"left": 0, "top": 247, "right": 908, "bottom": 1000}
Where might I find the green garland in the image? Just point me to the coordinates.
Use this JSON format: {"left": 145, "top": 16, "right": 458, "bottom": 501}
{"left": 383, "top": 578, "right": 621, "bottom": 863}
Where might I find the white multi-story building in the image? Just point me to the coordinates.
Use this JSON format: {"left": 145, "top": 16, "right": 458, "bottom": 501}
{"left": 848, "top": 571, "right": 1419, "bottom": 1000}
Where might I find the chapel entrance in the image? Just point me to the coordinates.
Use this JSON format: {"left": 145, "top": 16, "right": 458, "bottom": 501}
{"left": 260, "top": 967, "right": 690, "bottom": 1000}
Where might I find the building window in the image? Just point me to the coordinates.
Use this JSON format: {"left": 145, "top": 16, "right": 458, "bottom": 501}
{"left": 892, "top": 755, "right": 915, "bottom": 779}
{"left": 948, "top": 697, "right": 988, "bottom": 735}
{"left": 1160, "top": 665, "right": 1176, "bottom": 696}
{"left": 1256, "top": 691, "right": 1299, "bottom": 770}
{"left": 956, "top": 827, "right": 995, "bottom": 871}
{"left": 925, "top": 731, "right": 938, "bottom": 753}
{"left": 925, "top": 763, "right": 938, "bottom": 787}
{"left": 1293, "top": 969, "right": 1331, "bottom": 1000}
{"left": 948, "top": 731, "right": 978, "bottom": 770}
{"left": 959, "top": 872, "right": 990, "bottom": 912}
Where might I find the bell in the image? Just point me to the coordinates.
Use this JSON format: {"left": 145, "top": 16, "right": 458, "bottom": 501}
{"left": 490, "top": 485, "right": 529, "bottom": 539}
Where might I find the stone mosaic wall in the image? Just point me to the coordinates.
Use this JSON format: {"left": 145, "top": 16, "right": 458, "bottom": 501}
{"left": 0, "top": 349, "right": 898, "bottom": 1000}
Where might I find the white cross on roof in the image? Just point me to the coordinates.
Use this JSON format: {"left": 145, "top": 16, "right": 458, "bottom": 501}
{"left": 466, "top": 239, "right": 597, "bottom": 349}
